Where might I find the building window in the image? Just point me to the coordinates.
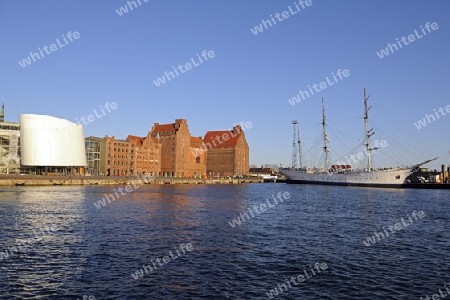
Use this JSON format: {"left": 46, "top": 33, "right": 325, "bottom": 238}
{"left": 196, "top": 156, "right": 200, "bottom": 164}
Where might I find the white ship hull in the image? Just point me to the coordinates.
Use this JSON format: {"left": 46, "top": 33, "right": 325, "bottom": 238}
{"left": 280, "top": 168, "right": 413, "bottom": 188}
{"left": 282, "top": 89, "right": 436, "bottom": 188}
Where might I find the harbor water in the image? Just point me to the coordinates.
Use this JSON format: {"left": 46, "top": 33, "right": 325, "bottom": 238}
{"left": 0, "top": 184, "right": 449, "bottom": 299}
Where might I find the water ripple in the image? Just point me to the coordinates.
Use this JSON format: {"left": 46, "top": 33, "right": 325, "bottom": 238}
{"left": 0, "top": 184, "right": 449, "bottom": 299}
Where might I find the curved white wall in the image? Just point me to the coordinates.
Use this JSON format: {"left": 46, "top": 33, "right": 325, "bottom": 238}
{"left": 20, "top": 114, "right": 87, "bottom": 166}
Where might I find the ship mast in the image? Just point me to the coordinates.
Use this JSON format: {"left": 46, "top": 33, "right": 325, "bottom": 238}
{"left": 363, "top": 88, "right": 379, "bottom": 170}
{"left": 291, "top": 120, "right": 299, "bottom": 169}
{"left": 0, "top": 98, "right": 4, "bottom": 123}
{"left": 322, "top": 98, "right": 330, "bottom": 170}
{"left": 297, "top": 124, "right": 302, "bottom": 169}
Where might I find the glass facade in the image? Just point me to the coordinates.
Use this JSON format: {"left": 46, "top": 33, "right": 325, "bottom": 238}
{"left": 85, "top": 137, "right": 103, "bottom": 175}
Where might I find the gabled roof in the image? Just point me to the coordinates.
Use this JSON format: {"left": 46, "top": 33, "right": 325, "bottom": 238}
{"left": 127, "top": 135, "right": 144, "bottom": 146}
{"left": 203, "top": 129, "right": 241, "bottom": 148}
{"left": 152, "top": 123, "right": 175, "bottom": 133}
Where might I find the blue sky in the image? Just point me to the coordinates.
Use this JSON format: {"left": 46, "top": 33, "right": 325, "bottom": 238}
{"left": 1, "top": 0, "right": 449, "bottom": 169}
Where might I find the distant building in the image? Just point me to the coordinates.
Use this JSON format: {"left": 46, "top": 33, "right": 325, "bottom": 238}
{"left": 189, "top": 136, "right": 207, "bottom": 178}
{"left": 84, "top": 119, "right": 249, "bottom": 178}
{"left": 104, "top": 136, "right": 130, "bottom": 176}
{"left": 0, "top": 101, "right": 21, "bottom": 174}
{"left": 150, "top": 119, "right": 206, "bottom": 178}
{"left": 248, "top": 166, "right": 275, "bottom": 178}
{"left": 203, "top": 125, "right": 249, "bottom": 177}
{"left": 85, "top": 136, "right": 105, "bottom": 176}
{"left": 127, "top": 135, "right": 144, "bottom": 176}
{"left": 20, "top": 114, "right": 86, "bottom": 174}
{"left": 127, "top": 132, "right": 162, "bottom": 176}
{"left": 92, "top": 133, "right": 162, "bottom": 176}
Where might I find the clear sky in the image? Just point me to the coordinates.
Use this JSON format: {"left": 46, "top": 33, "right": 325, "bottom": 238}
{"left": 1, "top": 1, "right": 449, "bottom": 170}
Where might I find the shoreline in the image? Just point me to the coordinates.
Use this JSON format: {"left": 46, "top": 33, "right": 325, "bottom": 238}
{"left": 0, "top": 175, "right": 264, "bottom": 186}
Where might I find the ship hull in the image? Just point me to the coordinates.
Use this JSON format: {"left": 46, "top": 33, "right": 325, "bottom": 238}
{"left": 285, "top": 178, "right": 404, "bottom": 188}
{"left": 280, "top": 168, "right": 413, "bottom": 188}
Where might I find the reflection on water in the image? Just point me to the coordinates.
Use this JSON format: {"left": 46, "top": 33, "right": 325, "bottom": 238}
{"left": 0, "top": 184, "right": 449, "bottom": 299}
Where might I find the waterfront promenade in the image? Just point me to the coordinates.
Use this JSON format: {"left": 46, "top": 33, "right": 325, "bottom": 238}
{"left": 0, "top": 174, "right": 263, "bottom": 186}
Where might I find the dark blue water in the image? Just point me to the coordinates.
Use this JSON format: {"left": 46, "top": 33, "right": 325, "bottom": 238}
{"left": 0, "top": 184, "right": 449, "bottom": 299}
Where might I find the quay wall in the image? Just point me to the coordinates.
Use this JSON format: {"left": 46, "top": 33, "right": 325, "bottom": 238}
{"left": 0, "top": 175, "right": 263, "bottom": 186}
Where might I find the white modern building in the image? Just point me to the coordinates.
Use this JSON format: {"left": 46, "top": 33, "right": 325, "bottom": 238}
{"left": 20, "top": 114, "right": 87, "bottom": 174}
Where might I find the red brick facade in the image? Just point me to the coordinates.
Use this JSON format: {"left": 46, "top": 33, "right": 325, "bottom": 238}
{"left": 103, "top": 134, "right": 161, "bottom": 176}
{"left": 104, "top": 136, "right": 130, "bottom": 176}
{"left": 127, "top": 133, "right": 161, "bottom": 176}
{"left": 188, "top": 136, "right": 207, "bottom": 177}
{"left": 203, "top": 125, "right": 249, "bottom": 177}
{"left": 96, "top": 120, "right": 249, "bottom": 177}
{"left": 150, "top": 119, "right": 206, "bottom": 178}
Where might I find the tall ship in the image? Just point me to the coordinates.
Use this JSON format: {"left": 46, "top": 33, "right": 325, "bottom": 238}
{"left": 280, "top": 88, "right": 436, "bottom": 188}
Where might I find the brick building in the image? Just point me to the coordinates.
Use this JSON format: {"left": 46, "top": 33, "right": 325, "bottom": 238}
{"left": 150, "top": 119, "right": 206, "bottom": 178}
{"left": 189, "top": 136, "right": 207, "bottom": 177}
{"left": 104, "top": 136, "right": 130, "bottom": 176}
{"left": 203, "top": 125, "right": 249, "bottom": 177}
{"left": 127, "top": 132, "right": 161, "bottom": 176}
{"left": 97, "top": 134, "right": 162, "bottom": 176}
{"left": 85, "top": 119, "right": 249, "bottom": 178}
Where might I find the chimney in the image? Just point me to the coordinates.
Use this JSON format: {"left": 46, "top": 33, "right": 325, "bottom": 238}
{"left": 233, "top": 125, "right": 242, "bottom": 135}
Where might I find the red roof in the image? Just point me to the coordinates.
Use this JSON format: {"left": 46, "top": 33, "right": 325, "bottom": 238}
{"left": 127, "top": 135, "right": 144, "bottom": 146}
{"left": 203, "top": 129, "right": 241, "bottom": 148}
{"left": 152, "top": 123, "right": 175, "bottom": 133}
{"left": 190, "top": 136, "right": 204, "bottom": 147}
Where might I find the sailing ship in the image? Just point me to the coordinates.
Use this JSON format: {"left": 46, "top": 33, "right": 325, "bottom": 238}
{"left": 280, "top": 88, "right": 436, "bottom": 188}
